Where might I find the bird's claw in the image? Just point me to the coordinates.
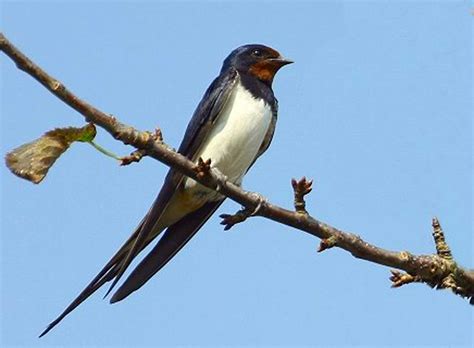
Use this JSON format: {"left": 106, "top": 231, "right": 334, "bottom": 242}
{"left": 219, "top": 210, "right": 249, "bottom": 231}
{"left": 248, "top": 192, "right": 267, "bottom": 216}
{"left": 219, "top": 193, "right": 267, "bottom": 230}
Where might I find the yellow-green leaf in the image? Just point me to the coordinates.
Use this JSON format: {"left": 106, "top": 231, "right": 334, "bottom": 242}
{"left": 5, "top": 123, "right": 96, "bottom": 184}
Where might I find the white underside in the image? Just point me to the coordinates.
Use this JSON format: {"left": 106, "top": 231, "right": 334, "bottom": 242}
{"left": 184, "top": 82, "right": 273, "bottom": 200}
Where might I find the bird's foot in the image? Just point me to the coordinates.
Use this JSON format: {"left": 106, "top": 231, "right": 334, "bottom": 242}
{"left": 219, "top": 192, "right": 267, "bottom": 231}
{"left": 220, "top": 208, "right": 250, "bottom": 231}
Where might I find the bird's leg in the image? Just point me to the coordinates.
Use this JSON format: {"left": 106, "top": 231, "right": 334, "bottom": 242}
{"left": 212, "top": 169, "right": 228, "bottom": 193}
{"left": 219, "top": 192, "right": 268, "bottom": 231}
{"left": 247, "top": 192, "right": 268, "bottom": 216}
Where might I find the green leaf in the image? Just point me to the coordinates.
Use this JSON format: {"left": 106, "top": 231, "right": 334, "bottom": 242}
{"left": 5, "top": 123, "right": 96, "bottom": 184}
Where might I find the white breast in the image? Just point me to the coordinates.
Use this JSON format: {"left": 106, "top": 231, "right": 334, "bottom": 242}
{"left": 185, "top": 82, "right": 273, "bottom": 194}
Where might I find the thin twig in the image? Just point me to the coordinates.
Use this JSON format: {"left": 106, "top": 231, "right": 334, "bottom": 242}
{"left": 88, "top": 141, "right": 121, "bottom": 161}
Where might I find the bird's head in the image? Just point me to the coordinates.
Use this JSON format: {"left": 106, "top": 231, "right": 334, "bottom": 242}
{"left": 222, "top": 44, "right": 293, "bottom": 85}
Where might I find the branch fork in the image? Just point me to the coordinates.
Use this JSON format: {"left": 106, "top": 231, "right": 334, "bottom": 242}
{"left": 387, "top": 218, "right": 473, "bottom": 303}
{"left": 120, "top": 128, "right": 163, "bottom": 166}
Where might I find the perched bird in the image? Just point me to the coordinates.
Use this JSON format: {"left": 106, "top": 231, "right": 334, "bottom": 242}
{"left": 40, "top": 44, "right": 292, "bottom": 337}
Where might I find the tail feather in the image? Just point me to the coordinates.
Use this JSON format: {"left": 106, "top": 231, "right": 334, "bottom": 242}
{"left": 103, "top": 176, "right": 186, "bottom": 299}
{"left": 40, "top": 188, "right": 222, "bottom": 336}
{"left": 39, "top": 219, "right": 147, "bottom": 337}
{"left": 110, "top": 200, "right": 224, "bottom": 303}
{"left": 39, "top": 263, "right": 118, "bottom": 337}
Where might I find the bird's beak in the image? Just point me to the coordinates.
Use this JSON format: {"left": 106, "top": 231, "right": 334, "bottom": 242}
{"left": 269, "top": 56, "right": 294, "bottom": 66}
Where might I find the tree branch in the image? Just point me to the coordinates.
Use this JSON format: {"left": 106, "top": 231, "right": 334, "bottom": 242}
{"left": 2, "top": 33, "right": 473, "bottom": 304}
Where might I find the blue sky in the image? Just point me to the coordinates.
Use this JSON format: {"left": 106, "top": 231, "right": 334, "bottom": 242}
{"left": 1, "top": 1, "right": 472, "bottom": 347}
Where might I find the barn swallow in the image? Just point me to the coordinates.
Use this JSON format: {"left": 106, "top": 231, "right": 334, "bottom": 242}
{"left": 40, "top": 44, "right": 292, "bottom": 337}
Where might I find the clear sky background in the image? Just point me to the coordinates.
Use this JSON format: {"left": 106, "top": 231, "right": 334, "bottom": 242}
{"left": 1, "top": 1, "right": 472, "bottom": 347}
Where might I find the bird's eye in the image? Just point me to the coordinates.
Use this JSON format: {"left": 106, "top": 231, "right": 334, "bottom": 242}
{"left": 251, "top": 49, "right": 263, "bottom": 57}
